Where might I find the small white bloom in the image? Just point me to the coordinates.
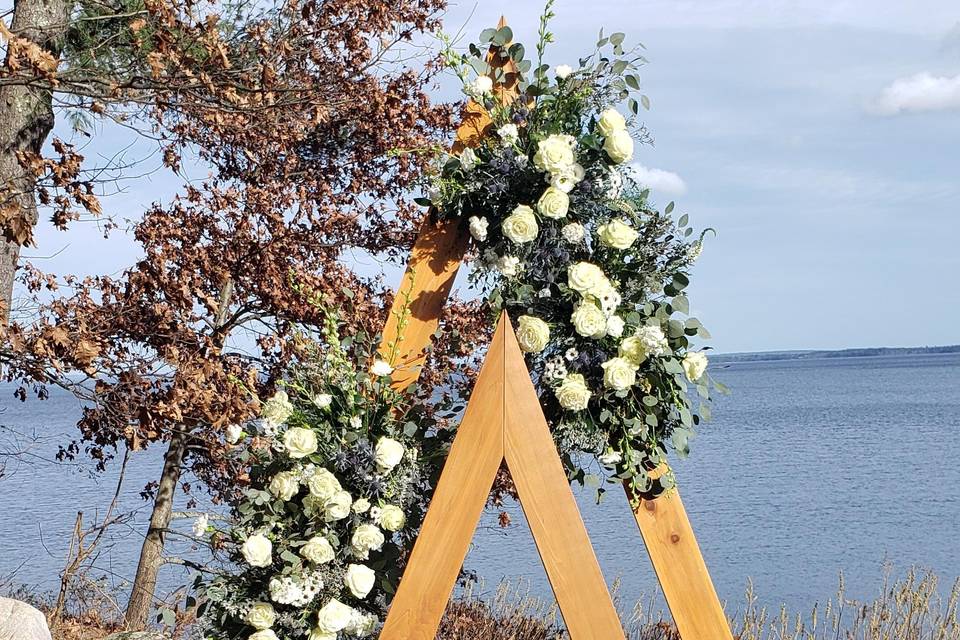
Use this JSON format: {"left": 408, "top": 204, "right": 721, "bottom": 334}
{"left": 605, "top": 315, "right": 625, "bottom": 338}
{"left": 192, "top": 513, "right": 208, "bottom": 537}
{"left": 598, "top": 451, "right": 623, "bottom": 466}
{"left": 312, "top": 393, "right": 333, "bottom": 409}
{"left": 315, "top": 599, "right": 354, "bottom": 634}
{"left": 241, "top": 534, "right": 272, "bottom": 568}
{"left": 605, "top": 169, "right": 623, "bottom": 199}
{"left": 468, "top": 215, "right": 489, "bottom": 241}
{"left": 555, "top": 64, "right": 573, "bottom": 79}
{"left": 344, "top": 610, "right": 378, "bottom": 637}
{"left": 565, "top": 347, "right": 579, "bottom": 362}
{"left": 497, "top": 123, "right": 519, "bottom": 144}
{"left": 245, "top": 602, "right": 276, "bottom": 630}
{"left": 682, "top": 351, "right": 709, "bottom": 382}
{"left": 468, "top": 75, "right": 493, "bottom": 96}
{"left": 374, "top": 437, "right": 405, "bottom": 473}
{"left": 261, "top": 391, "right": 294, "bottom": 426}
{"left": 349, "top": 415, "right": 362, "bottom": 430}
{"left": 496, "top": 254, "right": 522, "bottom": 278}
{"left": 502, "top": 204, "right": 539, "bottom": 243}
{"left": 283, "top": 427, "right": 318, "bottom": 459}
{"left": 377, "top": 504, "right": 406, "bottom": 531}
{"left": 225, "top": 424, "right": 243, "bottom": 444}
{"left": 459, "top": 147, "right": 479, "bottom": 171}
{"left": 561, "top": 222, "right": 586, "bottom": 244}
{"left": 344, "top": 564, "right": 376, "bottom": 599}
{"left": 538, "top": 287, "right": 552, "bottom": 298}
{"left": 688, "top": 241, "right": 703, "bottom": 262}
{"left": 370, "top": 359, "right": 393, "bottom": 377}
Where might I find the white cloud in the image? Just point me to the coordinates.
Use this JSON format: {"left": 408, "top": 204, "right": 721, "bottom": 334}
{"left": 629, "top": 165, "right": 688, "bottom": 195}
{"left": 870, "top": 72, "right": 960, "bottom": 115}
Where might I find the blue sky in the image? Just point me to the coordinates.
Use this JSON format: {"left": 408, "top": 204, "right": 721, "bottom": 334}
{"left": 20, "top": 0, "right": 960, "bottom": 353}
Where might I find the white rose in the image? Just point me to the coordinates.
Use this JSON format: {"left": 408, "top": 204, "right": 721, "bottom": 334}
{"left": 555, "top": 373, "right": 592, "bottom": 411}
{"left": 619, "top": 336, "right": 648, "bottom": 365}
{"left": 300, "top": 536, "right": 335, "bottom": 564}
{"left": 555, "top": 64, "right": 573, "bottom": 79}
{"left": 245, "top": 602, "right": 276, "bottom": 630}
{"left": 533, "top": 134, "right": 576, "bottom": 173}
{"left": 269, "top": 471, "right": 299, "bottom": 501}
{"left": 307, "top": 468, "right": 341, "bottom": 501}
{"left": 344, "top": 564, "right": 376, "bottom": 599}
{"left": 261, "top": 391, "right": 293, "bottom": 426}
{"left": 469, "top": 75, "right": 493, "bottom": 96}
{"left": 370, "top": 359, "right": 393, "bottom": 377}
{"left": 536, "top": 187, "right": 569, "bottom": 219}
{"left": 602, "top": 357, "right": 639, "bottom": 390}
{"left": 597, "top": 108, "right": 627, "bottom": 136}
{"left": 308, "top": 629, "right": 336, "bottom": 640}
{"left": 315, "top": 599, "right": 354, "bottom": 634}
{"left": 603, "top": 128, "right": 634, "bottom": 164}
{"left": 249, "top": 631, "right": 279, "bottom": 640}
{"left": 571, "top": 302, "right": 608, "bottom": 339}
{"left": 459, "top": 147, "right": 478, "bottom": 171}
{"left": 498, "top": 123, "right": 519, "bottom": 144}
{"left": 351, "top": 524, "right": 385, "bottom": 559}
{"left": 597, "top": 219, "right": 639, "bottom": 249}
{"left": 312, "top": 393, "right": 332, "bottom": 409}
{"left": 501, "top": 205, "right": 539, "bottom": 244}
{"left": 241, "top": 534, "right": 272, "bottom": 568}
{"left": 605, "top": 315, "right": 625, "bottom": 338}
{"left": 683, "top": 351, "right": 709, "bottom": 382}
{"left": 598, "top": 451, "right": 622, "bottom": 466}
{"left": 376, "top": 504, "right": 406, "bottom": 532}
{"left": 567, "top": 262, "right": 607, "bottom": 296}
{"left": 516, "top": 315, "right": 550, "bottom": 354}
{"left": 374, "top": 437, "right": 405, "bottom": 473}
{"left": 225, "top": 424, "right": 243, "bottom": 444}
{"left": 283, "top": 427, "right": 318, "bottom": 459}
{"left": 324, "top": 490, "right": 352, "bottom": 522}
{"left": 352, "top": 497, "right": 371, "bottom": 514}
{"left": 468, "top": 215, "right": 489, "bottom": 241}
{"left": 496, "top": 254, "right": 521, "bottom": 278}
{"left": 561, "top": 222, "right": 585, "bottom": 244}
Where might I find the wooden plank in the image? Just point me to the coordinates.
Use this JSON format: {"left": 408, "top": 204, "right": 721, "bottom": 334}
{"left": 378, "top": 15, "right": 520, "bottom": 393}
{"left": 502, "top": 315, "right": 625, "bottom": 640}
{"left": 379, "top": 316, "right": 509, "bottom": 639}
{"left": 627, "top": 476, "right": 734, "bottom": 640}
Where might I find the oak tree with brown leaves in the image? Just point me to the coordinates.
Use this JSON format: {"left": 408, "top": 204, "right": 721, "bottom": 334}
{"left": 2, "top": 0, "right": 491, "bottom": 628}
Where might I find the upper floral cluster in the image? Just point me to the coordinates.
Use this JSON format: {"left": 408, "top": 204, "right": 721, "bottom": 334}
{"left": 427, "top": 15, "right": 720, "bottom": 497}
{"left": 198, "top": 315, "right": 444, "bottom": 639}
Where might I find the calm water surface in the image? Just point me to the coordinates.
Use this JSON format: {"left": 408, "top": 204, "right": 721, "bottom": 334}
{"left": 1, "top": 353, "right": 958, "bottom": 618}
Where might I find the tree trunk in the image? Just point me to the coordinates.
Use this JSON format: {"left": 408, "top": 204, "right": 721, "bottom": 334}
{"left": 124, "top": 428, "right": 188, "bottom": 629}
{"left": 0, "top": 0, "right": 72, "bottom": 323}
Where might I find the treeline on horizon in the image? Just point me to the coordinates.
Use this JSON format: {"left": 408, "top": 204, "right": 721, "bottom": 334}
{"left": 714, "top": 344, "right": 960, "bottom": 363}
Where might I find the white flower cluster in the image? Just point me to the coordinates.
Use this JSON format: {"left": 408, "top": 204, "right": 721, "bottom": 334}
{"left": 268, "top": 572, "right": 323, "bottom": 607}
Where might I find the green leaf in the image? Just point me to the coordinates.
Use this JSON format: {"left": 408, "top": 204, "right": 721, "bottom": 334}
{"left": 672, "top": 295, "right": 689, "bottom": 314}
{"left": 479, "top": 27, "right": 497, "bottom": 42}
{"left": 612, "top": 60, "right": 628, "bottom": 74}
{"left": 509, "top": 43, "right": 525, "bottom": 61}
{"left": 493, "top": 26, "right": 513, "bottom": 45}
{"left": 665, "top": 201, "right": 675, "bottom": 214}
{"left": 610, "top": 32, "right": 626, "bottom": 45}
{"left": 625, "top": 74, "right": 641, "bottom": 90}
{"left": 678, "top": 213, "right": 689, "bottom": 227}
{"left": 641, "top": 94, "right": 651, "bottom": 110}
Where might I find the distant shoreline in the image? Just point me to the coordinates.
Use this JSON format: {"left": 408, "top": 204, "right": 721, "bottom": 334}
{"left": 713, "top": 344, "right": 960, "bottom": 364}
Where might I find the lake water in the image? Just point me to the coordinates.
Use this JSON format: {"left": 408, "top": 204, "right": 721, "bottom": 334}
{"left": 1, "top": 352, "right": 958, "bottom": 620}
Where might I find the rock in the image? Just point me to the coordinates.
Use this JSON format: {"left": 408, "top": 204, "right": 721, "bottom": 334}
{"left": 0, "top": 598, "right": 52, "bottom": 640}
{"left": 103, "top": 632, "right": 169, "bottom": 640}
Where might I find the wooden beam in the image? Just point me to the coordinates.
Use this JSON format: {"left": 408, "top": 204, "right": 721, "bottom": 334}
{"left": 381, "top": 315, "right": 624, "bottom": 640}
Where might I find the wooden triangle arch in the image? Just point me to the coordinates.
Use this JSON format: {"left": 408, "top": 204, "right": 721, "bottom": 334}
{"left": 377, "top": 16, "right": 734, "bottom": 640}
{"left": 380, "top": 313, "right": 625, "bottom": 639}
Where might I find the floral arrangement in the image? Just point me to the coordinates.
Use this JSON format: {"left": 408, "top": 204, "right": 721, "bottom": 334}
{"left": 427, "top": 8, "right": 721, "bottom": 497}
{"left": 197, "top": 314, "right": 444, "bottom": 640}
